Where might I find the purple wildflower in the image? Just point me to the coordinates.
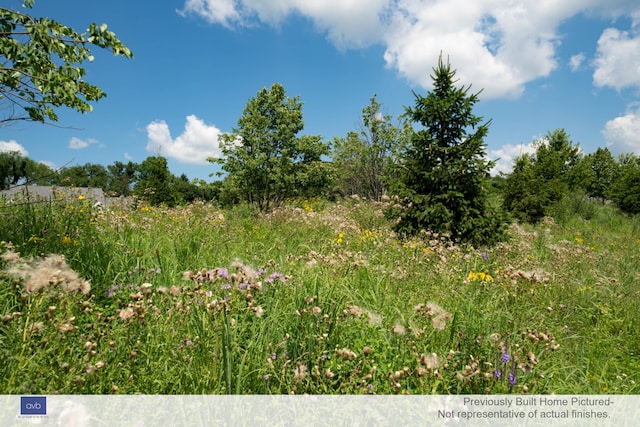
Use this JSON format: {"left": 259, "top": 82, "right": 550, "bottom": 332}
{"left": 106, "top": 284, "right": 119, "bottom": 297}
{"left": 263, "top": 375, "right": 270, "bottom": 381}
{"left": 508, "top": 369, "right": 517, "bottom": 387}
{"left": 185, "top": 339, "right": 193, "bottom": 346}
{"left": 271, "top": 353, "right": 277, "bottom": 360}
{"left": 502, "top": 351, "right": 510, "bottom": 364}
{"left": 217, "top": 268, "right": 229, "bottom": 279}
{"left": 265, "top": 273, "right": 279, "bottom": 284}
{"left": 494, "top": 368, "right": 501, "bottom": 380}
{"left": 220, "top": 283, "right": 231, "bottom": 290}
{"left": 481, "top": 251, "right": 489, "bottom": 261}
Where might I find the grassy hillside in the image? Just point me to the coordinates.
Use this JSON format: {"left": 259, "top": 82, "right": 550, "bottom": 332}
{"left": 1, "top": 195, "right": 638, "bottom": 394}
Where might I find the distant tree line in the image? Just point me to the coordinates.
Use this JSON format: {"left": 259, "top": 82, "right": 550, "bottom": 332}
{"left": 207, "top": 67, "right": 640, "bottom": 247}
{"left": 3, "top": 59, "right": 640, "bottom": 246}
{"left": 0, "top": 152, "right": 220, "bottom": 206}
{"left": 501, "top": 129, "right": 640, "bottom": 221}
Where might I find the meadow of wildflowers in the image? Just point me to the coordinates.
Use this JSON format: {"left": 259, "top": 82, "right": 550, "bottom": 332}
{"left": 0, "top": 195, "right": 638, "bottom": 394}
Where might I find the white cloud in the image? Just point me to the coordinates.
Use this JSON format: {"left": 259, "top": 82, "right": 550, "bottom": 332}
{"left": 69, "top": 137, "right": 98, "bottom": 150}
{"left": 602, "top": 104, "right": 640, "bottom": 155}
{"left": 569, "top": 53, "right": 586, "bottom": 71}
{"left": 288, "top": 0, "right": 390, "bottom": 48}
{"left": 382, "top": 0, "right": 569, "bottom": 99}
{"left": 146, "top": 115, "right": 225, "bottom": 164}
{"left": 593, "top": 26, "right": 640, "bottom": 90}
{"left": 39, "top": 160, "right": 58, "bottom": 171}
{"left": 488, "top": 142, "right": 537, "bottom": 175}
{"left": 178, "top": 0, "right": 241, "bottom": 27}
{"left": 181, "top": 0, "right": 640, "bottom": 99}
{"left": 124, "top": 152, "right": 133, "bottom": 161}
{"left": 0, "top": 140, "right": 29, "bottom": 156}
{"left": 180, "top": 0, "right": 389, "bottom": 48}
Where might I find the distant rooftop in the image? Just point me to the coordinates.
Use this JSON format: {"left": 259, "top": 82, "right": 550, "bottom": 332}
{"left": 0, "top": 185, "right": 106, "bottom": 204}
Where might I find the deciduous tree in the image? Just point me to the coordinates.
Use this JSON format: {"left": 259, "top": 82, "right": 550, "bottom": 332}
{"left": 332, "top": 95, "right": 405, "bottom": 200}
{"left": 0, "top": 0, "right": 132, "bottom": 125}
{"left": 135, "top": 156, "right": 180, "bottom": 206}
{"left": 106, "top": 161, "right": 138, "bottom": 196}
{"left": 212, "top": 83, "right": 330, "bottom": 210}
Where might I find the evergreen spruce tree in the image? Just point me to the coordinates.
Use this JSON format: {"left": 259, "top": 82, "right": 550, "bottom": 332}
{"left": 387, "top": 55, "right": 506, "bottom": 246}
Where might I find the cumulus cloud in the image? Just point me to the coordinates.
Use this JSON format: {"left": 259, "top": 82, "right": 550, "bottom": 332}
{"left": 0, "top": 140, "right": 29, "bottom": 156}
{"left": 68, "top": 137, "right": 98, "bottom": 150}
{"left": 180, "top": 0, "right": 389, "bottom": 47}
{"left": 146, "top": 115, "right": 225, "bottom": 164}
{"left": 179, "top": 0, "right": 240, "bottom": 27}
{"left": 569, "top": 53, "right": 586, "bottom": 71}
{"left": 593, "top": 26, "right": 640, "bottom": 90}
{"left": 602, "top": 104, "right": 640, "bottom": 155}
{"left": 488, "top": 142, "right": 537, "bottom": 175}
{"left": 39, "top": 160, "right": 57, "bottom": 171}
{"left": 180, "top": 0, "right": 640, "bottom": 99}
{"left": 382, "top": 0, "right": 571, "bottom": 99}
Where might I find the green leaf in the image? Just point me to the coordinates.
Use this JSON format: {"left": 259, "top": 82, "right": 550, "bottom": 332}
{"left": 0, "top": 1, "right": 132, "bottom": 124}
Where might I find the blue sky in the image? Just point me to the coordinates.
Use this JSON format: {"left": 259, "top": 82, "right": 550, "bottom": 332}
{"left": 2, "top": 0, "right": 640, "bottom": 180}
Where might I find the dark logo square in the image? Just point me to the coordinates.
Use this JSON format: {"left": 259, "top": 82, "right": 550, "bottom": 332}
{"left": 20, "top": 396, "right": 46, "bottom": 415}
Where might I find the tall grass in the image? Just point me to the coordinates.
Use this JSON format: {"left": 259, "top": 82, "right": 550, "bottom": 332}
{"left": 1, "top": 195, "right": 638, "bottom": 394}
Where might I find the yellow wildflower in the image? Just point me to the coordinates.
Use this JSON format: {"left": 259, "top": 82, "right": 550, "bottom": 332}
{"left": 467, "top": 271, "right": 494, "bottom": 283}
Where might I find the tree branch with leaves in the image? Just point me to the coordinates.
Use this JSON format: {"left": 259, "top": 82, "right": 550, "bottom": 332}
{"left": 0, "top": 0, "right": 132, "bottom": 125}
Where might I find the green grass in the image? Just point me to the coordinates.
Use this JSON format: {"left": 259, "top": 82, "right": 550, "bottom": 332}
{"left": 1, "top": 195, "right": 638, "bottom": 394}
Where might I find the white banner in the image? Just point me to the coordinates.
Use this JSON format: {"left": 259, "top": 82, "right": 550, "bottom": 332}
{"left": 2, "top": 394, "right": 637, "bottom": 426}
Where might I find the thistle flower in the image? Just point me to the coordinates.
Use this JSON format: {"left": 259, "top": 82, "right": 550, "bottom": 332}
{"left": 27, "top": 322, "right": 44, "bottom": 335}
{"left": 58, "top": 401, "right": 90, "bottom": 427}
{"left": 392, "top": 324, "right": 406, "bottom": 335}
{"left": 293, "top": 364, "right": 308, "bottom": 382}
{"left": 118, "top": 307, "right": 134, "bottom": 320}
{"left": 1, "top": 249, "right": 21, "bottom": 263}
